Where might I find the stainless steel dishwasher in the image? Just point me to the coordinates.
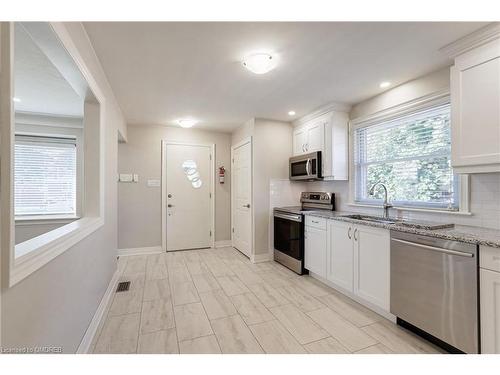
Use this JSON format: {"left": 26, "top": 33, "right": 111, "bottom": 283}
{"left": 390, "top": 231, "right": 478, "bottom": 353}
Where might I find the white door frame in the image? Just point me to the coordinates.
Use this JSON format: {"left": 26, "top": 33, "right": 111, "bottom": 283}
{"left": 161, "top": 140, "right": 215, "bottom": 252}
{"left": 230, "top": 137, "right": 253, "bottom": 258}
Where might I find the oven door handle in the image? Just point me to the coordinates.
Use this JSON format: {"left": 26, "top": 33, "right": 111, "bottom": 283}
{"left": 391, "top": 238, "right": 474, "bottom": 258}
{"left": 274, "top": 213, "right": 302, "bottom": 222}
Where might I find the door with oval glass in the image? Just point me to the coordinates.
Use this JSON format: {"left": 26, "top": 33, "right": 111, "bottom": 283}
{"left": 164, "top": 143, "right": 213, "bottom": 251}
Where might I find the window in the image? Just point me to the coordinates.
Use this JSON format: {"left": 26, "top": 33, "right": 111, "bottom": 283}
{"left": 15, "top": 135, "right": 77, "bottom": 217}
{"left": 354, "top": 103, "right": 458, "bottom": 210}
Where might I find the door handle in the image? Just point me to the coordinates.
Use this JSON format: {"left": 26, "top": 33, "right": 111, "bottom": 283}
{"left": 243, "top": 204, "right": 250, "bottom": 208}
{"left": 167, "top": 204, "right": 173, "bottom": 208}
{"left": 353, "top": 228, "right": 358, "bottom": 241}
{"left": 348, "top": 227, "right": 352, "bottom": 239}
{"left": 306, "top": 159, "right": 311, "bottom": 176}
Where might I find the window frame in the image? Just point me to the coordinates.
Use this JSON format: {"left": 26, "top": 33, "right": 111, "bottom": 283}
{"left": 0, "top": 22, "right": 106, "bottom": 287}
{"left": 348, "top": 90, "right": 471, "bottom": 215}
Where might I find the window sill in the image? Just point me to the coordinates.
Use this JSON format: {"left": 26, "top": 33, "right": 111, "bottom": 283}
{"left": 11, "top": 216, "right": 104, "bottom": 287}
{"left": 15, "top": 215, "right": 79, "bottom": 225}
{"left": 347, "top": 202, "right": 472, "bottom": 216}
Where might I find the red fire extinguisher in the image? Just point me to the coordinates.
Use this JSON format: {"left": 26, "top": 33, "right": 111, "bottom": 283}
{"left": 218, "top": 166, "right": 225, "bottom": 184}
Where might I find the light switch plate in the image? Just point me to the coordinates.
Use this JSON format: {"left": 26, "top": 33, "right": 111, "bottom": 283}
{"left": 119, "top": 173, "right": 133, "bottom": 182}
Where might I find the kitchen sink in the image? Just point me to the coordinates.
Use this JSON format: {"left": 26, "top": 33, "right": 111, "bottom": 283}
{"left": 340, "top": 214, "right": 401, "bottom": 224}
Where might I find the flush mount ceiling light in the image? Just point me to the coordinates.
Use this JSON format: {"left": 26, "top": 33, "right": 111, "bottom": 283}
{"left": 242, "top": 53, "right": 276, "bottom": 75}
{"left": 379, "top": 81, "right": 391, "bottom": 88}
{"left": 288, "top": 111, "right": 296, "bottom": 116}
{"left": 177, "top": 119, "right": 197, "bottom": 128}
{"left": 12, "top": 97, "right": 21, "bottom": 102}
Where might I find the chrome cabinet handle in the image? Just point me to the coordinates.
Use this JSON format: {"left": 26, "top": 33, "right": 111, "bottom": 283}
{"left": 312, "top": 220, "right": 319, "bottom": 224}
{"left": 243, "top": 204, "right": 250, "bottom": 208}
{"left": 167, "top": 204, "right": 173, "bottom": 208}
{"left": 348, "top": 227, "right": 352, "bottom": 239}
{"left": 353, "top": 228, "right": 358, "bottom": 241}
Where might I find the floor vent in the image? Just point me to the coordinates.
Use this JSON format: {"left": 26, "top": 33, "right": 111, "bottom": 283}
{"left": 116, "top": 281, "right": 131, "bottom": 292}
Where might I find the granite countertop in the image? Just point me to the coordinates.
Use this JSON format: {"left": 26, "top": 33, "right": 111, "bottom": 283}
{"left": 303, "top": 210, "right": 500, "bottom": 249}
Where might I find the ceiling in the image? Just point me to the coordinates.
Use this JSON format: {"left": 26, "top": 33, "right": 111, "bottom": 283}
{"left": 84, "top": 22, "right": 487, "bottom": 132}
{"left": 14, "top": 23, "right": 84, "bottom": 118}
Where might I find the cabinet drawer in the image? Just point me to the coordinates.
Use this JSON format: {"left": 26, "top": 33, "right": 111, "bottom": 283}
{"left": 305, "top": 216, "right": 327, "bottom": 230}
{"left": 480, "top": 246, "right": 500, "bottom": 273}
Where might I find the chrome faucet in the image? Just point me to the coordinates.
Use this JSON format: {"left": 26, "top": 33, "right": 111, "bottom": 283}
{"left": 369, "top": 182, "right": 392, "bottom": 219}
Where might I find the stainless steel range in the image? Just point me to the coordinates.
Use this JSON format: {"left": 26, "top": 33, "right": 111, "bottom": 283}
{"left": 273, "top": 192, "right": 335, "bottom": 274}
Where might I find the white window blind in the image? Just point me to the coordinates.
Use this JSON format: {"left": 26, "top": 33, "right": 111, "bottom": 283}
{"left": 15, "top": 135, "right": 77, "bottom": 216}
{"left": 354, "top": 103, "right": 458, "bottom": 210}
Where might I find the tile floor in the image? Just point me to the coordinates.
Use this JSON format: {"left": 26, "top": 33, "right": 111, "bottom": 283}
{"left": 92, "top": 247, "right": 443, "bottom": 354}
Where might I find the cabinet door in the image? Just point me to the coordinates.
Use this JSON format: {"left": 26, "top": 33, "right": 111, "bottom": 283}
{"left": 353, "top": 226, "right": 390, "bottom": 311}
{"left": 327, "top": 221, "right": 353, "bottom": 291}
{"left": 304, "top": 226, "right": 327, "bottom": 278}
{"left": 481, "top": 268, "right": 500, "bottom": 353}
{"left": 306, "top": 121, "right": 324, "bottom": 153}
{"left": 293, "top": 127, "right": 308, "bottom": 155}
{"left": 451, "top": 40, "right": 500, "bottom": 171}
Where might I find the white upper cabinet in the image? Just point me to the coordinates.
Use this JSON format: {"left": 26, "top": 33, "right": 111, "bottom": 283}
{"left": 447, "top": 26, "right": 500, "bottom": 173}
{"left": 293, "top": 127, "right": 308, "bottom": 155}
{"left": 306, "top": 121, "right": 324, "bottom": 152}
{"left": 292, "top": 109, "right": 349, "bottom": 180}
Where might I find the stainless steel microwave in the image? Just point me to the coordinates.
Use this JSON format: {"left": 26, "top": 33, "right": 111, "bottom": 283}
{"left": 289, "top": 151, "right": 323, "bottom": 181}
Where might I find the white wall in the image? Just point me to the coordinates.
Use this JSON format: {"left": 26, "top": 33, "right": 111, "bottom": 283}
{"left": 1, "top": 22, "right": 126, "bottom": 353}
{"left": 117, "top": 124, "right": 232, "bottom": 249}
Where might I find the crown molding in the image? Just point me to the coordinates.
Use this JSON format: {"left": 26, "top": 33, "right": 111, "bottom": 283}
{"left": 440, "top": 22, "right": 500, "bottom": 58}
{"left": 293, "top": 101, "right": 351, "bottom": 127}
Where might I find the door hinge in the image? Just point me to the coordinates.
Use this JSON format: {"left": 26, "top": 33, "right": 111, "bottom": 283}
{"left": 209, "top": 192, "right": 212, "bottom": 198}
{"left": 210, "top": 154, "right": 212, "bottom": 161}
{"left": 210, "top": 230, "right": 212, "bottom": 237}
{"left": 232, "top": 227, "right": 234, "bottom": 233}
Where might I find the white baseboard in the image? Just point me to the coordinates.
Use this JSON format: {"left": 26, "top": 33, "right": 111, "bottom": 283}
{"left": 76, "top": 269, "right": 120, "bottom": 353}
{"left": 214, "top": 240, "right": 232, "bottom": 248}
{"left": 251, "top": 252, "right": 273, "bottom": 263}
{"left": 117, "top": 246, "right": 163, "bottom": 257}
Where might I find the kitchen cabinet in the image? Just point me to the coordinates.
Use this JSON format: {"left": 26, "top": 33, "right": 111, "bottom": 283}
{"left": 292, "top": 110, "right": 349, "bottom": 180}
{"left": 304, "top": 218, "right": 327, "bottom": 278}
{"left": 353, "top": 225, "right": 390, "bottom": 311}
{"left": 480, "top": 245, "right": 500, "bottom": 353}
{"left": 327, "top": 221, "right": 353, "bottom": 291}
{"left": 450, "top": 37, "right": 500, "bottom": 173}
{"left": 293, "top": 127, "right": 308, "bottom": 155}
{"left": 326, "top": 220, "right": 390, "bottom": 312}
{"left": 292, "top": 120, "right": 324, "bottom": 155}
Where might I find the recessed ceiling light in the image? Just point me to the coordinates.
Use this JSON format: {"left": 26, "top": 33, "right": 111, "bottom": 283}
{"left": 288, "top": 111, "right": 296, "bottom": 116}
{"left": 242, "top": 53, "right": 276, "bottom": 75}
{"left": 177, "top": 119, "right": 197, "bottom": 128}
{"left": 13, "top": 97, "right": 21, "bottom": 102}
{"left": 379, "top": 81, "right": 391, "bottom": 88}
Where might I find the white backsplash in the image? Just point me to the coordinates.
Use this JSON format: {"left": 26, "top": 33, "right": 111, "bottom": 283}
{"left": 270, "top": 173, "right": 500, "bottom": 231}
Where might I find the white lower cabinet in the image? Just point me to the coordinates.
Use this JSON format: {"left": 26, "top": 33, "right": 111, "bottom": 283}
{"left": 327, "top": 221, "right": 353, "bottom": 291}
{"left": 304, "top": 224, "right": 327, "bottom": 278}
{"left": 480, "top": 267, "right": 500, "bottom": 353}
{"left": 325, "top": 220, "right": 390, "bottom": 313}
{"left": 353, "top": 225, "right": 390, "bottom": 311}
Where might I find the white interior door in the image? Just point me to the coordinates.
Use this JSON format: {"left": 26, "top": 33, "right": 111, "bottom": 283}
{"left": 165, "top": 143, "right": 212, "bottom": 251}
{"left": 232, "top": 139, "right": 252, "bottom": 258}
